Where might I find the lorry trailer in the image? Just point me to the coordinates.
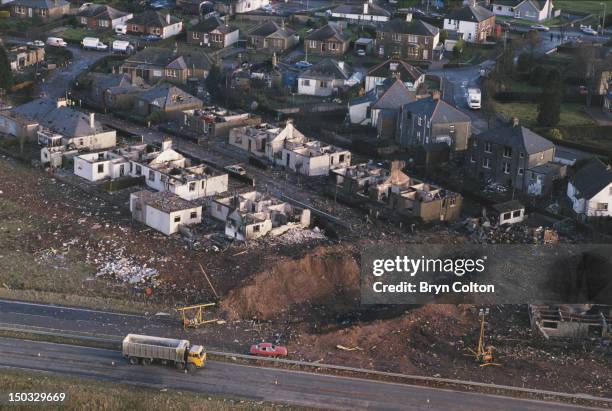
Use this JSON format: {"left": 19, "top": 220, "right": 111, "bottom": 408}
{"left": 122, "top": 334, "right": 206, "bottom": 371}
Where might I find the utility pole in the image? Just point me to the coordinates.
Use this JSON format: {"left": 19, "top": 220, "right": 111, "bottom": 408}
{"left": 601, "top": 2, "right": 607, "bottom": 36}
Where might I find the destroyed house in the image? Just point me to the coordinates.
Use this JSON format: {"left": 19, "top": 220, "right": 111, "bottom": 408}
{"left": 6, "top": 43, "right": 45, "bottom": 71}
{"left": 210, "top": 191, "right": 311, "bottom": 241}
{"left": 90, "top": 73, "right": 149, "bottom": 110}
{"left": 182, "top": 106, "right": 261, "bottom": 138}
{"left": 130, "top": 139, "right": 228, "bottom": 200}
{"left": 135, "top": 83, "right": 203, "bottom": 119}
{"left": 130, "top": 190, "right": 202, "bottom": 236}
{"left": 369, "top": 161, "right": 462, "bottom": 222}
{"left": 332, "top": 162, "right": 390, "bottom": 196}
{"left": 229, "top": 121, "right": 306, "bottom": 160}
{"left": 530, "top": 305, "right": 612, "bottom": 340}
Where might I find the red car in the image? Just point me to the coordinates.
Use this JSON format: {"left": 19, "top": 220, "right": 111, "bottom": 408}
{"left": 249, "top": 342, "right": 288, "bottom": 358}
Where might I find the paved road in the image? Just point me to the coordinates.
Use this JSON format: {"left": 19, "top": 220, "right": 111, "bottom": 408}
{"left": 0, "top": 337, "right": 603, "bottom": 411}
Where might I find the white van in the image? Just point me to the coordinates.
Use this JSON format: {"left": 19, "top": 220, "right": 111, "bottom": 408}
{"left": 46, "top": 37, "right": 67, "bottom": 47}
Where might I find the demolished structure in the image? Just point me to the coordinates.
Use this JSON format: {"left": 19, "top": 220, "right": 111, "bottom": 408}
{"left": 130, "top": 190, "right": 202, "bottom": 235}
{"left": 333, "top": 161, "right": 462, "bottom": 222}
{"left": 229, "top": 121, "right": 351, "bottom": 176}
{"left": 182, "top": 106, "right": 261, "bottom": 138}
{"left": 210, "top": 191, "right": 311, "bottom": 241}
{"left": 530, "top": 305, "right": 611, "bottom": 340}
{"left": 130, "top": 139, "right": 228, "bottom": 200}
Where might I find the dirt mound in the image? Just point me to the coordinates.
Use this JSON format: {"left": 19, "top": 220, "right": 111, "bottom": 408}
{"left": 290, "top": 305, "right": 473, "bottom": 374}
{"left": 220, "top": 245, "right": 360, "bottom": 320}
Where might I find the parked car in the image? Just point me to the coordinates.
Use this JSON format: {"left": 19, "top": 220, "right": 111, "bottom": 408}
{"left": 249, "top": 342, "right": 288, "bottom": 358}
{"left": 356, "top": 49, "right": 366, "bottom": 57}
{"left": 581, "top": 27, "right": 598, "bottom": 36}
{"left": 141, "top": 34, "right": 161, "bottom": 42}
{"left": 46, "top": 37, "right": 67, "bottom": 47}
{"left": 224, "top": 164, "right": 246, "bottom": 176}
{"left": 530, "top": 24, "right": 549, "bottom": 31}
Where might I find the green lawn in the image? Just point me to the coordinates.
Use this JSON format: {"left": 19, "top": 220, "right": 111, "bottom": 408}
{"left": 507, "top": 79, "right": 541, "bottom": 92}
{"left": 555, "top": 0, "right": 611, "bottom": 15}
{"left": 495, "top": 102, "right": 594, "bottom": 127}
{"left": 57, "top": 27, "right": 115, "bottom": 44}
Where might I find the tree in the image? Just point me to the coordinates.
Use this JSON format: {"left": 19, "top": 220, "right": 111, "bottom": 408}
{"left": 537, "top": 69, "right": 562, "bottom": 127}
{"left": 452, "top": 38, "right": 464, "bottom": 62}
{"left": 0, "top": 46, "right": 13, "bottom": 93}
{"left": 516, "top": 52, "right": 532, "bottom": 73}
{"left": 439, "top": 30, "right": 449, "bottom": 44}
{"left": 529, "top": 66, "right": 547, "bottom": 86}
{"left": 205, "top": 64, "right": 223, "bottom": 103}
{"left": 525, "top": 29, "right": 541, "bottom": 57}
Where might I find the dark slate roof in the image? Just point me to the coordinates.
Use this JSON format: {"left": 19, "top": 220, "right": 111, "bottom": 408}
{"left": 249, "top": 21, "right": 295, "bottom": 38}
{"left": 138, "top": 84, "right": 202, "bottom": 109}
{"left": 124, "top": 47, "right": 212, "bottom": 71}
{"left": 305, "top": 24, "right": 349, "bottom": 42}
{"left": 13, "top": 99, "right": 106, "bottom": 138}
{"left": 372, "top": 79, "right": 416, "bottom": 110}
{"left": 493, "top": 0, "right": 522, "bottom": 6}
{"left": 476, "top": 125, "right": 554, "bottom": 155}
{"left": 379, "top": 19, "right": 439, "bottom": 37}
{"left": 128, "top": 11, "right": 181, "bottom": 27}
{"left": 11, "top": 0, "right": 68, "bottom": 8}
{"left": 76, "top": 4, "right": 130, "bottom": 20}
{"left": 299, "top": 58, "right": 352, "bottom": 81}
{"left": 190, "top": 16, "right": 233, "bottom": 34}
{"left": 448, "top": 5, "right": 494, "bottom": 22}
{"left": 91, "top": 73, "right": 148, "bottom": 91}
{"left": 492, "top": 200, "right": 524, "bottom": 213}
{"left": 367, "top": 58, "right": 423, "bottom": 83}
{"left": 570, "top": 158, "right": 612, "bottom": 200}
{"left": 401, "top": 96, "right": 470, "bottom": 124}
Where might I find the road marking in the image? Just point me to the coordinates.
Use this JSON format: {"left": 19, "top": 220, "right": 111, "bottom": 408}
{"left": 0, "top": 299, "right": 147, "bottom": 319}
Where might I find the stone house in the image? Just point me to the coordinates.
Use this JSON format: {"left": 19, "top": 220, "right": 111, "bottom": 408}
{"left": 76, "top": 4, "right": 133, "bottom": 30}
{"left": 443, "top": 4, "right": 495, "bottom": 43}
{"left": 248, "top": 21, "right": 298, "bottom": 53}
{"left": 304, "top": 24, "right": 350, "bottom": 56}
{"left": 10, "top": 0, "right": 70, "bottom": 20}
{"left": 375, "top": 15, "right": 439, "bottom": 60}
{"left": 187, "top": 16, "right": 239, "bottom": 49}
{"left": 127, "top": 11, "right": 183, "bottom": 39}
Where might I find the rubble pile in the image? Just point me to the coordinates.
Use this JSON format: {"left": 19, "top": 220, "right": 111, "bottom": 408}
{"left": 274, "top": 227, "right": 326, "bottom": 245}
{"left": 89, "top": 246, "right": 160, "bottom": 285}
{"left": 464, "top": 218, "right": 562, "bottom": 244}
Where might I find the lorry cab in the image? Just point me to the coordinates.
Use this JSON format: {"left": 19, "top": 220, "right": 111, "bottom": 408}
{"left": 187, "top": 345, "right": 206, "bottom": 368}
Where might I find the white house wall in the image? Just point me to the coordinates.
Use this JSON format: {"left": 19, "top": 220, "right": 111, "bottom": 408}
{"left": 162, "top": 22, "right": 183, "bottom": 39}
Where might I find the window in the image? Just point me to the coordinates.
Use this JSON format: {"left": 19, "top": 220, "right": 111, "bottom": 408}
{"left": 407, "top": 35, "right": 417, "bottom": 43}
{"left": 379, "top": 32, "right": 385, "bottom": 40}
{"left": 79, "top": 139, "right": 84, "bottom": 146}
{"left": 470, "top": 156, "right": 475, "bottom": 163}
{"left": 148, "top": 170, "right": 155, "bottom": 181}
{"left": 482, "top": 158, "right": 490, "bottom": 169}
{"left": 308, "top": 40, "right": 316, "bottom": 48}
{"left": 192, "top": 32, "right": 200, "bottom": 39}
{"left": 392, "top": 33, "right": 401, "bottom": 42}
{"left": 503, "top": 147, "right": 512, "bottom": 158}
{"left": 135, "top": 165, "right": 142, "bottom": 175}
{"left": 449, "top": 197, "right": 456, "bottom": 206}
{"left": 302, "top": 79, "right": 310, "bottom": 86}
{"left": 211, "top": 34, "right": 222, "bottom": 42}
{"left": 97, "top": 164, "right": 104, "bottom": 173}
{"left": 190, "top": 211, "right": 198, "bottom": 219}
{"left": 502, "top": 212, "right": 511, "bottom": 220}
{"left": 424, "top": 37, "right": 429, "bottom": 45}
{"left": 518, "top": 168, "right": 524, "bottom": 175}
{"left": 167, "top": 69, "right": 178, "bottom": 78}
{"left": 189, "top": 182, "right": 196, "bottom": 191}
{"left": 99, "top": 19, "right": 109, "bottom": 28}
{"left": 253, "top": 224, "right": 260, "bottom": 232}
{"left": 449, "top": 124, "right": 455, "bottom": 133}
{"left": 540, "top": 153, "right": 544, "bottom": 160}
{"left": 201, "top": 181, "right": 206, "bottom": 189}
{"left": 174, "top": 216, "right": 181, "bottom": 223}
{"left": 542, "top": 321, "right": 558, "bottom": 329}
{"left": 520, "top": 152, "right": 524, "bottom": 158}
{"left": 512, "top": 210, "right": 521, "bottom": 218}
{"left": 131, "top": 25, "right": 139, "bottom": 32}
{"left": 484, "top": 142, "right": 492, "bottom": 153}
{"left": 80, "top": 17, "right": 87, "bottom": 24}
{"left": 320, "top": 81, "right": 328, "bottom": 88}
{"left": 596, "top": 203, "right": 609, "bottom": 211}
{"left": 329, "top": 42, "right": 338, "bottom": 50}
{"left": 497, "top": 6, "right": 502, "bottom": 10}
{"left": 503, "top": 162, "right": 510, "bottom": 174}
{"left": 417, "top": 116, "right": 422, "bottom": 126}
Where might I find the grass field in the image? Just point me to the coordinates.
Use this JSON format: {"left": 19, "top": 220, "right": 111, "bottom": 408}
{"left": 494, "top": 102, "right": 594, "bottom": 127}
{"left": 555, "top": 0, "right": 611, "bottom": 15}
{"left": 0, "top": 368, "right": 287, "bottom": 411}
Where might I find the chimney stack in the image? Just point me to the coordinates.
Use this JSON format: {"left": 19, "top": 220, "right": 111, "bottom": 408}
{"left": 89, "top": 112, "right": 95, "bottom": 129}
{"left": 162, "top": 138, "right": 173, "bottom": 151}
{"left": 405, "top": 12, "right": 412, "bottom": 22}
{"left": 363, "top": 2, "right": 368, "bottom": 15}
{"left": 512, "top": 117, "right": 520, "bottom": 127}
{"left": 166, "top": 13, "right": 171, "bottom": 25}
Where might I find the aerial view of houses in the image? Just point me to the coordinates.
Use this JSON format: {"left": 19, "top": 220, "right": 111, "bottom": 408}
{"left": 0, "top": 0, "right": 610, "bottom": 408}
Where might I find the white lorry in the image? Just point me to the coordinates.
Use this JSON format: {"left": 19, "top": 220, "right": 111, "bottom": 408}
{"left": 468, "top": 88, "right": 481, "bottom": 110}
{"left": 82, "top": 37, "right": 108, "bottom": 51}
